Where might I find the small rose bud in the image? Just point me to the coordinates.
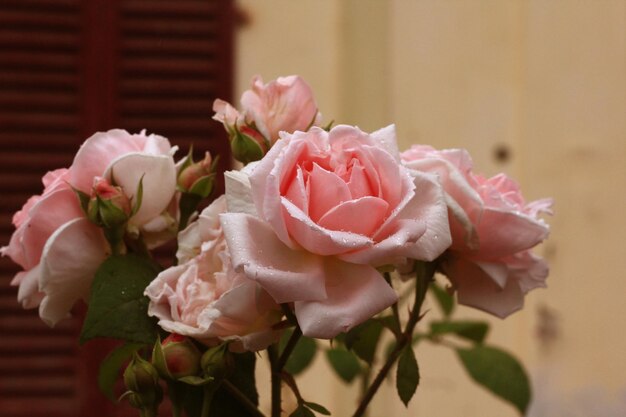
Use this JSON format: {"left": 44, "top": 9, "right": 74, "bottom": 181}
{"left": 153, "top": 334, "right": 202, "bottom": 379}
{"left": 123, "top": 353, "right": 161, "bottom": 395}
{"left": 200, "top": 343, "right": 233, "bottom": 381}
{"left": 87, "top": 177, "right": 131, "bottom": 227}
{"left": 177, "top": 152, "right": 216, "bottom": 197}
{"left": 231, "top": 126, "right": 267, "bottom": 164}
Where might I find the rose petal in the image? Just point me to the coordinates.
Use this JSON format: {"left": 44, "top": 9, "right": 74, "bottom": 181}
{"left": 15, "top": 267, "right": 44, "bottom": 309}
{"left": 220, "top": 213, "right": 327, "bottom": 303}
{"left": 224, "top": 170, "right": 258, "bottom": 216}
{"left": 284, "top": 167, "right": 308, "bottom": 213}
{"left": 318, "top": 196, "right": 389, "bottom": 236}
{"left": 70, "top": 130, "right": 144, "bottom": 192}
{"left": 105, "top": 153, "right": 177, "bottom": 226}
{"left": 346, "top": 160, "right": 373, "bottom": 199}
{"left": 444, "top": 257, "right": 524, "bottom": 318}
{"left": 281, "top": 198, "right": 373, "bottom": 255}
{"left": 370, "top": 124, "right": 400, "bottom": 160}
{"left": 294, "top": 258, "right": 398, "bottom": 338}
{"left": 39, "top": 218, "right": 110, "bottom": 326}
{"left": 474, "top": 208, "right": 550, "bottom": 259}
{"left": 307, "top": 163, "right": 351, "bottom": 222}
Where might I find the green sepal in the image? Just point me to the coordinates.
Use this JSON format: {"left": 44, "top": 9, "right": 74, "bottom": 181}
{"left": 189, "top": 174, "right": 215, "bottom": 198}
{"left": 178, "top": 375, "right": 215, "bottom": 386}
{"left": 231, "top": 130, "right": 264, "bottom": 164}
{"left": 130, "top": 175, "right": 144, "bottom": 217}
{"left": 98, "top": 342, "right": 144, "bottom": 401}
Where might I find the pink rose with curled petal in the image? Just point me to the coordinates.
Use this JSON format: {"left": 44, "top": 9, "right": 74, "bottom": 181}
{"left": 0, "top": 168, "right": 109, "bottom": 325}
{"left": 220, "top": 125, "right": 451, "bottom": 338}
{"left": 1, "top": 129, "right": 179, "bottom": 326}
{"left": 402, "top": 145, "right": 553, "bottom": 317}
{"left": 145, "top": 196, "right": 282, "bottom": 352}
{"left": 213, "top": 75, "right": 320, "bottom": 146}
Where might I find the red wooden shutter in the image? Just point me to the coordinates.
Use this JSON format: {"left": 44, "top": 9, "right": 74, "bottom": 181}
{"left": 0, "top": 1, "right": 233, "bottom": 415}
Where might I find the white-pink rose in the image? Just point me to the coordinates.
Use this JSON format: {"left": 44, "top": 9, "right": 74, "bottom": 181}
{"left": 213, "top": 75, "right": 320, "bottom": 145}
{"left": 1, "top": 129, "right": 179, "bottom": 325}
{"left": 145, "top": 196, "right": 282, "bottom": 351}
{"left": 221, "top": 125, "right": 451, "bottom": 338}
{"left": 402, "top": 145, "right": 553, "bottom": 317}
{"left": 0, "top": 169, "right": 109, "bottom": 325}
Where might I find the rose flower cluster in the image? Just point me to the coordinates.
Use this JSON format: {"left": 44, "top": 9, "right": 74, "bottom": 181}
{"left": 2, "top": 74, "right": 552, "bottom": 348}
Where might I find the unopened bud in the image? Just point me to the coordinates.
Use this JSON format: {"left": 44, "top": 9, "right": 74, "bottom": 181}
{"left": 88, "top": 177, "right": 131, "bottom": 227}
{"left": 153, "top": 334, "right": 201, "bottom": 379}
{"left": 231, "top": 126, "right": 267, "bottom": 164}
{"left": 177, "top": 152, "right": 216, "bottom": 197}
{"left": 123, "top": 353, "right": 163, "bottom": 412}
{"left": 200, "top": 343, "right": 233, "bottom": 381}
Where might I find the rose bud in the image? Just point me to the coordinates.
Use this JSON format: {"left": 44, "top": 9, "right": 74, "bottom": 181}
{"left": 153, "top": 334, "right": 201, "bottom": 379}
{"left": 122, "top": 353, "right": 163, "bottom": 414}
{"left": 87, "top": 177, "right": 132, "bottom": 228}
{"left": 177, "top": 152, "right": 217, "bottom": 198}
{"left": 200, "top": 343, "right": 233, "bottom": 381}
{"left": 231, "top": 125, "right": 267, "bottom": 164}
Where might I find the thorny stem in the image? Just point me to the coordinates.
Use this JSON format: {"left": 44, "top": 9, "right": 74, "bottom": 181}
{"left": 277, "top": 327, "right": 302, "bottom": 371}
{"left": 222, "top": 380, "right": 267, "bottom": 417}
{"left": 352, "top": 262, "right": 436, "bottom": 417}
{"left": 268, "top": 345, "right": 282, "bottom": 417}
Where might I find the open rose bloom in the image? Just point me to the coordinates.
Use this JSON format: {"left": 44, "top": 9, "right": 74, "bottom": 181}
{"left": 1, "top": 129, "right": 178, "bottom": 325}
{"left": 220, "top": 125, "right": 452, "bottom": 338}
{"left": 402, "top": 145, "right": 553, "bottom": 317}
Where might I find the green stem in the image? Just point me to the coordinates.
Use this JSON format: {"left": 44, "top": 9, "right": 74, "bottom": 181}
{"left": 384, "top": 272, "right": 402, "bottom": 337}
{"left": 352, "top": 262, "right": 436, "bottom": 417}
{"left": 268, "top": 345, "right": 282, "bottom": 417}
{"left": 200, "top": 385, "right": 216, "bottom": 417}
{"left": 222, "top": 380, "right": 267, "bottom": 417}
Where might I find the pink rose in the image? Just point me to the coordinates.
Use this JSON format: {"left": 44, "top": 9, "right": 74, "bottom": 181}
{"left": 1, "top": 129, "right": 179, "bottom": 325}
{"left": 213, "top": 75, "right": 320, "bottom": 145}
{"left": 402, "top": 145, "right": 553, "bottom": 317}
{"left": 145, "top": 196, "right": 282, "bottom": 351}
{"left": 221, "top": 125, "right": 451, "bottom": 338}
{"left": 1, "top": 169, "right": 109, "bottom": 325}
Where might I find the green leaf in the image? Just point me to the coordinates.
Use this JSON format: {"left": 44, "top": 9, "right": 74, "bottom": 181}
{"left": 456, "top": 346, "right": 531, "bottom": 414}
{"left": 345, "top": 319, "right": 384, "bottom": 364}
{"left": 80, "top": 254, "right": 161, "bottom": 345}
{"left": 378, "top": 315, "right": 401, "bottom": 338}
{"left": 290, "top": 405, "right": 316, "bottom": 417}
{"left": 396, "top": 346, "right": 419, "bottom": 406}
{"left": 97, "top": 342, "right": 144, "bottom": 401}
{"left": 430, "top": 320, "right": 489, "bottom": 344}
{"left": 279, "top": 329, "right": 317, "bottom": 376}
{"left": 431, "top": 282, "right": 454, "bottom": 317}
{"left": 304, "top": 401, "right": 331, "bottom": 415}
{"left": 325, "top": 348, "right": 361, "bottom": 383}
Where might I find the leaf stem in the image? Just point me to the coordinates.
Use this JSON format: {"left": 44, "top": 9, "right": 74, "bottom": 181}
{"left": 222, "top": 380, "right": 267, "bottom": 417}
{"left": 200, "top": 385, "right": 215, "bottom": 417}
{"left": 352, "top": 262, "right": 435, "bottom": 417}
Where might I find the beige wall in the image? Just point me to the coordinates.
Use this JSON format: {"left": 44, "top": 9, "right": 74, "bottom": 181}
{"left": 236, "top": 1, "right": 626, "bottom": 415}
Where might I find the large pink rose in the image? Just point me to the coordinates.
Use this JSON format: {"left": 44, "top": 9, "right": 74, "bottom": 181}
{"left": 221, "top": 125, "right": 451, "bottom": 338}
{"left": 1, "top": 129, "right": 179, "bottom": 325}
{"left": 145, "top": 196, "right": 282, "bottom": 351}
{"left": 213, "top": 75, "right": 320, "bottom": 145}
{"left": 402, "top": 145, "right": 553, "bottom": 317}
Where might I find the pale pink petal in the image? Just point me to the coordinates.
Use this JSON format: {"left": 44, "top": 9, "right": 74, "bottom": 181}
{"left": 475, "top": 208, "right": 550, "bottom": 259}
{"left": 318, "top": 197, "right": 389, "bottom": 236}
{"left": 444, "top": 257, "right": 524, "bottom": 318}
{"left": 346, "top": 161, "right": 372, "bottom": 199}
{"left": 224, "top": 170, "right": 258, "bottom": 216}
{"left": 70, "top": 130, "right": 144, "bottom": 192}
{"left": 370, "top": 124, "right": 400, "bottom": 160}
{"left": 21, "top": 188, "right": 84, "bottom": 268}
{"left": 105, "top": 153, "right": 177, "bottom": 226}
{"left": 281, "top": 198, "right": 373, "bottom": 255}
{"left": 220, "top": 213, "right": 327, "bottom": 303}
{"left": 39, "top": 218, "right": 110, "bottom": 326}
{"left": 284, "top": 167, "right": 308, "bottom": 213}
{"left": 249, "top": 137, "right": 298, "bottom": 248}
{"left": 508, "top": 251, "right": 549, "bottom": 293}
{"left": 307, "top": 163, "right": 351, "bottom": 222}
{"left": 294, "top": 258, "right": 398, "bottom": 338}
{"left": 15, "top": 267, "right": 44, "bottom": 309}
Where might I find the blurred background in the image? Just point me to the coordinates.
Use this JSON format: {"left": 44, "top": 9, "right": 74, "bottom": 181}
{"left": 0, "top": 0, "right": 624, "bottom": 416}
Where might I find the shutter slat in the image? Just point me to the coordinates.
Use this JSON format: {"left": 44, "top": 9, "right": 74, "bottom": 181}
{"left": 122, "top": 36, "right": 218, "bottom": 57}
{"left": 123, "top": 0, "right": 218, "bottom": 17}
{"left": 122, "top": 16, "right": 218, "bottom": 37}
{"left": 0, "top": 51, "right": 77, "bottom": 71}
{"left": 0, "top": 29, "right": 78, "bottom": 51}
{"left": 122, "top": 57, "right": 216, "bottom": 76}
